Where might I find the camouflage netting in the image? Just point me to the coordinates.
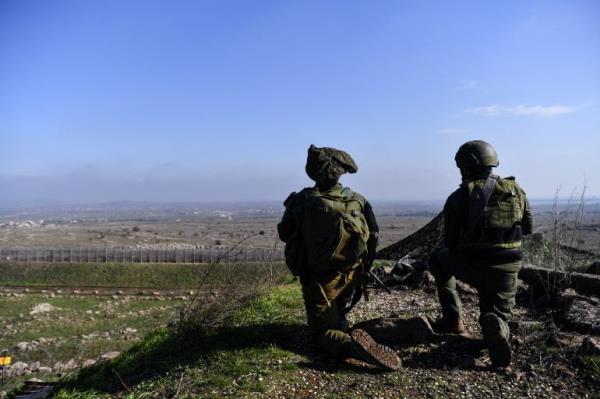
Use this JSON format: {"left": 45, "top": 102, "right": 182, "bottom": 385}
{"left": 375, "top": 212, "right": 444, "bottom": 265}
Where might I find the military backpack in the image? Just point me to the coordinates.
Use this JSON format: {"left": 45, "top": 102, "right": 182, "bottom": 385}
{"left": 462, "top": 175, "right": 525, "bottom": 249}
{"left": 283, "top": 187, "right": 370, "bottom": 277}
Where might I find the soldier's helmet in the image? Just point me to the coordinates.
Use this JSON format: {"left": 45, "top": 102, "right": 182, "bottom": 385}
{"left": 454, "top": 140, "right": 499, "bottom": 169}
{"left": 305, "top": 144, "right": 357, "bottom": 187}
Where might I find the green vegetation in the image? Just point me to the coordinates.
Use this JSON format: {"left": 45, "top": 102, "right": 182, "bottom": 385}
{"left": 0, "top": 294, "right": 182, "bottom": 395}
{"left": 0, "top": 261, "right": 288, "bottom": 289}
{"left": 578, "top": 354, "right": 600, "bottom": 384}
{"left": 54, "top": 285, "right": 306, "bottom": 398}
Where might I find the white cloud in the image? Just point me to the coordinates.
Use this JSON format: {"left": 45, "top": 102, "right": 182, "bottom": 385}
{"left": 434, "top": 128, "right": 472, "bottom": 135}
{"left": 465, "top": 104, "right": 575, "bottom": 118}
{"left": 456, "top": 80, "right": 478, "bottom": 91}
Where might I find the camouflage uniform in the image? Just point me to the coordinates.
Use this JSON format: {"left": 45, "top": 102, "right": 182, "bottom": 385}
{"left": 278, "top": 146, "right": 379, "bottom": 359}
{"left": 430, "top": 140, "right": 533, "bottom": 367}
{"left": 431, "top": 178, "right": 533, "bottom": 332}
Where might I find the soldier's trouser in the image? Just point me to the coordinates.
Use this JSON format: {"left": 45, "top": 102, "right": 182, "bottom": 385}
{"left": 430, "top": 248, "right": 521, "bottom": 337}
{"left": 301, "top": 267, "right": 359, "bottom": 359}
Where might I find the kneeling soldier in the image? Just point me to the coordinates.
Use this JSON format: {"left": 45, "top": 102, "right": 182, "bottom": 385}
{"left": 430, "top": 140, "right": 533, "bottom": 368}
{"left": 278, "top": 145, "right": 401, "bottom": 370}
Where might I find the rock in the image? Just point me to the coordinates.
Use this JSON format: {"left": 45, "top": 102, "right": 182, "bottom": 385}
{"left": 584, "top": 262, "right": 600, "bottom": 275}
{"left": 63, "top": 359, "right": 78, "bottom": 371}
{"left": 28, "top": 361, "right": 40, "bottom": 372}
{"left": 560, "top": 293, "right": 600, "bottom": 334}
{"left": 16, "top": 341, "right": 31, "bottom": 351}
{"left": 17, "top": 379, "right": 55, "bottom": 398}
{"left": 82, "top": 359, "right": 97, "bottom": 368}
{"left": 456, "top": 281, "right": 477, "bottom": 295}
{"left": 579, "top": 336, "right": 600, "bottom": 355}
{"left": 352, "top": 316, "right": 434, "bottom": 345}
{"left": 100, "top": 351, "right": 120, "bottom": 361}
{"left": 7, "top": 361, "right": 29, "bottom": 377}
{"left": 53, "top": 361, "right": 65, "bottom": 372}
{"left": 30, "top": 303, "right": 56, "bottom": 315}
{"left": 38, "top": 366, "right": 52, "bottom": 373}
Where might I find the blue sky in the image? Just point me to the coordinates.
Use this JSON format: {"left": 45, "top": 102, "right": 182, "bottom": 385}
{"left": 1, "top": 0, "right": 599, "bottom": 203}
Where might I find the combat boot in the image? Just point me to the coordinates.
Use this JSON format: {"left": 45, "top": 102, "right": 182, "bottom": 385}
{"left": 350, "top": 329, "right": 402, "bottom": 371}
{"left": 430, "top": 316, "right": 466, "bottom": 335}
{"left": 480, "top": 313, "right": 511, "bottom": 368}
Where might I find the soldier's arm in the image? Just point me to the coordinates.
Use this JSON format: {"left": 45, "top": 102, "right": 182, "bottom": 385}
{"left": 443, "top": 188, "right": 466, "bottom": 250}
{"left": 277, "top": 192, "right": 299, "bottom": 242}
{"left": 521, "top": 195, "right": 533, "bottom": 236}
{"left": 364, "top": 200, "right": 379, "bottom": 255}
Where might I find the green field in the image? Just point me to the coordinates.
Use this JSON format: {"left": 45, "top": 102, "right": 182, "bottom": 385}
{"left": 0, "top": 261, "right": 288, "bottom": 395}
{"left": 0, "top": 293, "right": 182, "bottom": 393}
{"left": 0, "top": 261, "right": 287, "bottom": 289}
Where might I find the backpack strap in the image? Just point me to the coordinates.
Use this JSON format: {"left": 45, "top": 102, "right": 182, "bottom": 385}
{"left": 465, "top": 174, "right": 498, "bottom": 240}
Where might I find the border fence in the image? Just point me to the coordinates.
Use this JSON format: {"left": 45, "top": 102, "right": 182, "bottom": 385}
{"left": 0, "top": 246, "right": 285, "bottom": 264}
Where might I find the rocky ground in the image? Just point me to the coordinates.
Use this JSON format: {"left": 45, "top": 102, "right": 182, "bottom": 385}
{"left": 0, "top": 292, "right": 182, "bottom": 396}
{"left": 260, "top": 283, "right": 600, "bottom": 398}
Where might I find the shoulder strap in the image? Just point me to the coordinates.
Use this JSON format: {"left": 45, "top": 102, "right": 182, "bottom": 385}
{"left": 465, "top": 174, "right": 498, "bottom": 240}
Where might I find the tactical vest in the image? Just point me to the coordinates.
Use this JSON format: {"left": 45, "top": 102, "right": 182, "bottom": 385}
{"left": 283, "top": 187, "right": 370, "bottom": 278}
{"left": 459, "top": 177, "right": 525, "bottom": 251}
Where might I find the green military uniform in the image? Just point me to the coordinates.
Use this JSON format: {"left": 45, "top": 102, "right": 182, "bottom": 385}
{"left": 430, "top": 140, "right": 533, "bottom": 367}
{"left": 277, "top": 146, "right": 379, "bottom": 359}
{"left": 432, "top": 178, "right": 533, "bottom": 328}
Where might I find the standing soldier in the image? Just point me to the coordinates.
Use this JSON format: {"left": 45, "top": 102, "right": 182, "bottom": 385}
{"left": 430, "top": 140, "right": 533, "bottom": 368}
{"left": 278, "top": 145, "right": 401, "bottom": 370}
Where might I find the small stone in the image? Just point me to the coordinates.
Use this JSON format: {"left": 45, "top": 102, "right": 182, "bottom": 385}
{"left": 100, "top": 351, "right": 120, "bottom": 361}
{"left": 580, "top": 336, "right": 600, "bottom": 355}
{"left": 8, "top": 361, "right": 29, "bottom": 377}
{"left": 16, "top": 341, "right": 30, "bottom": 351}
{"left": 28, "top": 361, "right": 40, "bottom": 372}
{"left": 53, "top": 361, "right": 65, "bottom": 372}
{"left": 63, "top": 359, "right": 78, "bottom": 370}
{"left": 30, "top": 303, "right": 56, "bottom": 315}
